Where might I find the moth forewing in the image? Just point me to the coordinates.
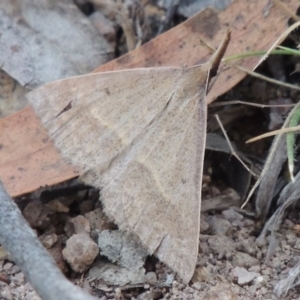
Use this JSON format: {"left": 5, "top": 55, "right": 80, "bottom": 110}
{"left": 27, "top": 31, "right": 230, "bottom": 283}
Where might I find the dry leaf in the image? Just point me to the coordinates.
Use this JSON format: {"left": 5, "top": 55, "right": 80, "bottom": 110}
{"left": 26, "top": 32, "right": 230, "bottom": 282}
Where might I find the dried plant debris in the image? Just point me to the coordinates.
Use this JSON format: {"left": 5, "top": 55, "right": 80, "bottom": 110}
{"left": 257, "top": 169, "right": 300, "bottom": 296}
{"left": 92, "top": 0, "right": 151, "bottom": 51}
{"left": 244, "top": 102, "right": 300, "bottom": 219}
{"left": 254, "top": 135, "right": 287, "bottom": 220}
{"left": 242, "top": 61, "right": 300, "bottom": 296}
{"left": 278, "top": 168, "right": 300, "bottom": 207}
{"left": 159, "top": 0, "right": 234, "bottom": 18}
{"left": 275, "top": 261, "right": 300, "bottom": 297}
{"left": 0, "top": 0, "right": 112, "bottom": 88}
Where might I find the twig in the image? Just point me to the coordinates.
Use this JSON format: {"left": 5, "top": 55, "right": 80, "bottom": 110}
{"left": 211, "top": 100, "right": 295, "bottom": 108}
{"left": 236, "top": 65, "right": 300, "bottom": 91}
{"left": 214, "top": 114, "right": 258, "bottom": 177}
{"left": 246, "top": 125, "right": 300, "bottom": 143}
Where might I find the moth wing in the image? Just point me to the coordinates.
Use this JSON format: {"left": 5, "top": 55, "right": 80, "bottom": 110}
{"left": 80, "top": 66, "right": 208, "bottom": 282}
{"left": 27, "top": 64, "right": 209, "bottom": 282}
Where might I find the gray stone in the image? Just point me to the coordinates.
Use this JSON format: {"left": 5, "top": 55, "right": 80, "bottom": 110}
{"left": 70, "top": 215, "right": 91, "bottom": 234}
{"left": 45, "top": 199, "right": 69, "bottom": 213}
{"left": 232, "top": 252, "right": 259, "bottom": 268}
{"left": 222, "top": 208, "right": 243, "bottom": 223}
{"left": 209, "top": 217, "right": 232, "bottom": 236}
{"left": 85, "top": 208, "right": 113, "bottom": 231}
{"left": 88, "top": 261, "right": 145, "bottom": 286}
{"left": 192, "top": 266, "right": 210, "bottom": 282}
{"left": 145, "top": 272, "right": 157, "bottom": 285}
{"left": 39, "top": 233, "right": 58, "bottom": 249}
{"left": 62, "top": 233, "right": 98, "bottom": 273}
{"left": 98, "top": 230, "right": 147, "bottom": 271}
{"left": 232, "top": 266, "right": 259, "bottom": 285}
{"left": 23, "top": 201, "right": 51, "bottom": 230}
{"left": 207, "top": 236, "right": 235, "bottom": 255}
{"left": 237, "top": 237, "right": 257, "bottom": 256}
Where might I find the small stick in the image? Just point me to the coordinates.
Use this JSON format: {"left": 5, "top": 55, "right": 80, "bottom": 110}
{"left": 246, "top": 125, "right": 300, "bottom": 143}
{"left": 211, "top": 100, "right": 295, "bottom": 108}
{"left": 214, "top": 114, "right": 258, "bottom": 177}
{"left": 236, "top": 65, "right": 300, "bottom": 91}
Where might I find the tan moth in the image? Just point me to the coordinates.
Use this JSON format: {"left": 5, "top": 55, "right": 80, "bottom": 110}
{"left": 27, "top": 32, "right": 230, "bottom": 283}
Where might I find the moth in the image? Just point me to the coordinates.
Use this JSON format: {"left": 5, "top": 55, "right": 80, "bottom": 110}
{"left": 27, "top": 31, "right": 230, "bottom": 283}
